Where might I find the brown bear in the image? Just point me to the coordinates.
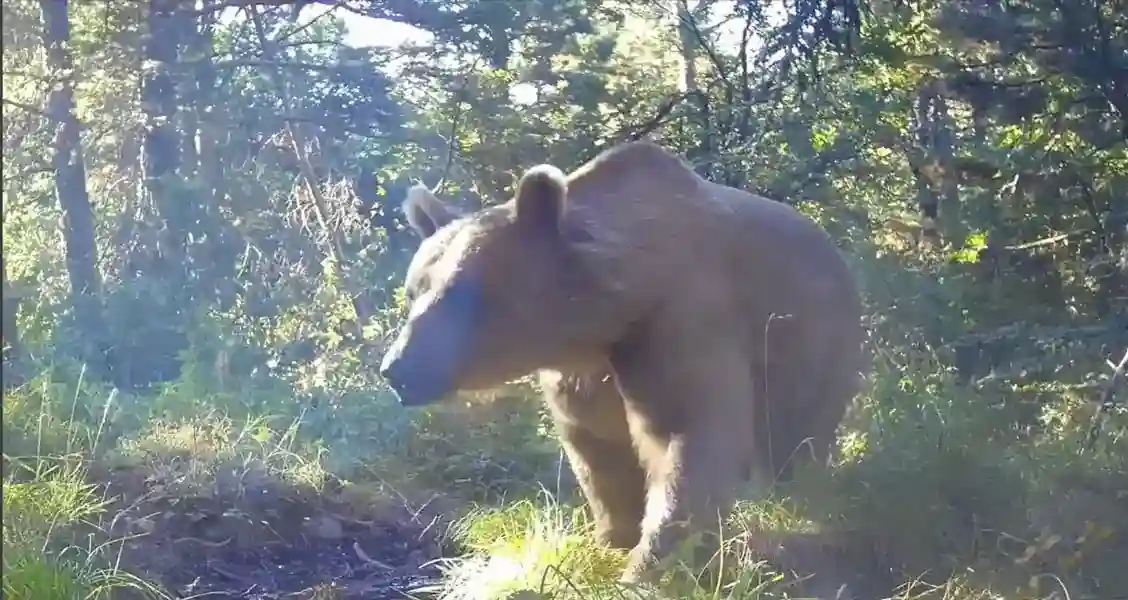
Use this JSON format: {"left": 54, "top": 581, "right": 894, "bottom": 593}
{"left": 379, "top": 141, "right": 866, "bottom": 583}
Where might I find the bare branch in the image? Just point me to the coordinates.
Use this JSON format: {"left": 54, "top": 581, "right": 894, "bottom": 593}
{"left": 246, "top": 4, "right": 373, "bottom": 328}
{"left": 1, "top": 70, "right": 56, "bottom": 82}
{"left": 194, "top": 0, "right": 305, "bottom": 16}
{"left": 674, "top": 1, "right": 733, "bottom": 88}
{"left": 1004, "top": 212, "right": 1128, "bottom": 251}
{"left": 2, "top": 98, "right": 50, "bottom": 119}
{"left": 211, "top": 59, "right": 351, "bottom": 72}
{"left": 1, "top": 165, "right": 53, "bottom": 183}
{"left": 425, "top": 59, "right": 479, "bottom": 194}
{"left": 1085, "top": 347, "right": 1128, "bottom": 451}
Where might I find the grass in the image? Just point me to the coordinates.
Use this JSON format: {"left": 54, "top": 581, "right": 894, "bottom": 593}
{"left": 432, "top": 493, "right": 629, "bottom": 600}
{"left": 2, "top": 349, "right": 1126, "bottom": 600}
{"left": 1, "top": 459, "right": 170, "bottom": 600}
{"left": 422, "top": 359, "right": 1128, "bottom": 600}
{"left": 0, "top": 357, "right": 558, "bottom": 599}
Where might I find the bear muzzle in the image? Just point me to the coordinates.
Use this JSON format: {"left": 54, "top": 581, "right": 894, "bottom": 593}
{"left": 380, "top": 303, "right": 475, "bottom": 406}
{"left": 379, "top": 346, "right": 455, "bottom": 407}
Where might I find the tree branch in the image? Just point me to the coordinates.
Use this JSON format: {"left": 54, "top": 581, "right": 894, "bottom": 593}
{"left": 2, "top": 98, "right": 51, "bottom": 119}
{"left": 1085, "top": 347, "right": 1128, "bottom": 450}
{"left": 247, "top": 4, "right": 373, "bottom": 329}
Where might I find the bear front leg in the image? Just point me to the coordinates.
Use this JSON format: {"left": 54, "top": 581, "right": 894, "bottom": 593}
{"left": 559, "top": 425, "right": 647, "bottom": 549}
{"left": 542, "top": 371, "right": 647, "bottom": 550}
{"left": 621, "top": 422, "right": 746, "bottom": 583}
{"left": 613, "top": 353, "right": 753, "bottom": 584}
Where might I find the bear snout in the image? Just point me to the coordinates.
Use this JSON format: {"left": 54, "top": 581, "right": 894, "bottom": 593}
{"left": 379, "top": 339, "right": 456, "bottom": 407}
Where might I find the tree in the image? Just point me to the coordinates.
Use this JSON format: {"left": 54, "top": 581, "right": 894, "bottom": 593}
{"left": 39, "top": 0, "right": 106, "bottom": 373}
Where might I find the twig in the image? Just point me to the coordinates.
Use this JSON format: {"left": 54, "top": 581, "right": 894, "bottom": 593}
{"left": 173, "top": 535, "right": 234, "bottom": 547}
{"left": 1100, "top": 348, "right": 1128, "bottom": 408}
{"left": 2, "top": 97, "right": 51, "bottom": 119}
{"left": 1085, "top": 347, "right": 1128, "bottom": 451}
{"left": 423, "top": 59, "right": 475, "bottom": 195}
{"left": 353, "top": 541, "right": 394, "bottom": 571}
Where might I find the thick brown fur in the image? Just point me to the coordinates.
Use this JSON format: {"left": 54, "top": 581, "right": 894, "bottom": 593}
{"left": 380, "top": 141, "right": 867, "bottom": 583}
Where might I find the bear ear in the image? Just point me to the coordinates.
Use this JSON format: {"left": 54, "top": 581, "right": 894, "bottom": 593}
{"left": 403, "top": 183, "right": 460, "bottom": 238}
{"left": 514, "top": 164, "right": 568, "bottom": 233}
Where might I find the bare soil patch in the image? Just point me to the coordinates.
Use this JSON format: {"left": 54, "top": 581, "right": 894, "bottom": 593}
{"left": 94, "top": 465, "right": 453, "bottom": 599}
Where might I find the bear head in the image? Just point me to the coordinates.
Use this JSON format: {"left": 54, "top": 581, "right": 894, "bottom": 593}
{"left": 379, "top": 164, "right": 619, "bottom": 406}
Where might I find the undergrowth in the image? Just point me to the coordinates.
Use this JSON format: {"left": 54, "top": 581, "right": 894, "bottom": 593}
{"left": 3, "top": 344, "right": 1126, "bottom": 600}
{"left": 0, "top": 350, "right": 559, "bottom": 599}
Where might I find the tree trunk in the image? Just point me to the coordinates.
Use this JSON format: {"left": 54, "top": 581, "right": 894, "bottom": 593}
{"left": 248, "top": 7, "right": 374, "bottom": 330}
{"left": 910, "top": 78, "right": 961, "bottom": 247}
{"left": 144, "top": 0, "right": 187, "bottom": 296}
{"left": 106, "top": 0, "right": 193, "bottom": 389}
{"left": 2, "top": 255, "right": 24, "bottom": 389}
{"left": 676, "top": 0, "right": 715, "bottom": 180}
{"left": 39, "top": 0, "right": 106, "bottom": 369}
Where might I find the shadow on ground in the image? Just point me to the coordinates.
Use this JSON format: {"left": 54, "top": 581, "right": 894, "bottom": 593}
{"left": 737, "top": 529, "right": 902, "bottom": 600}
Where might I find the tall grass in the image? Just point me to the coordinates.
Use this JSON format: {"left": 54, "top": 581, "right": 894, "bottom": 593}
{"left": 2, "top": 341, "right": 1123, "bottom": 600}
{"left": 2, "top": 366, "right": 172, "bottom": 600}
{"left": 0, "top": 357, "right": 560, "bottom": 598}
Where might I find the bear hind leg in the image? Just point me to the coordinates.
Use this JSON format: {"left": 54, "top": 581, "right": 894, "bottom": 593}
{"left": 773, "top": 364, "right": 858, "bottom": 481}
{"left": 755, "top": 321, "right": 860, "bottom": 485}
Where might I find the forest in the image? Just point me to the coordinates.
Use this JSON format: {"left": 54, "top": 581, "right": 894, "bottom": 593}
{"left": 1, "top": 0, "right": 1126, "bottom": 598}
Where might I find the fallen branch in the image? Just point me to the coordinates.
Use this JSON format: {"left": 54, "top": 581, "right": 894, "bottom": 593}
{"left": 1100, "top": 348, "right": 1128, "bottom": 408}
{"left": 353, "top": 541, "right": 394, "bottom": 570}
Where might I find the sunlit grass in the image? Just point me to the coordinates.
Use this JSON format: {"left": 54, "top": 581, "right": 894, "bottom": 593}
{"left": 432, "top": 491, "right": 629, "bottom": 600}
{"left": 1, "top": 462, "right": 170, "bottom": 600}
{"left": 428, "top": 487, "right": 843, "bottom": 600}
{"left": 2, "top": 349, "right": 1124, "bottom": 600}
{"left": 0, "top": 363, "right": 565, "bottom": 599}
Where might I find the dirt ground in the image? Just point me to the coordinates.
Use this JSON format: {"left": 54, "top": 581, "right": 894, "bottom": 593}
{"left": 89, "top": 463, "right": 902, "bottom": 600}
{"left": 94, "top": 464, "right": 453, "bottom": 600}
{"left": 82, "top": 460, "right": 1104, "bottom": 600}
